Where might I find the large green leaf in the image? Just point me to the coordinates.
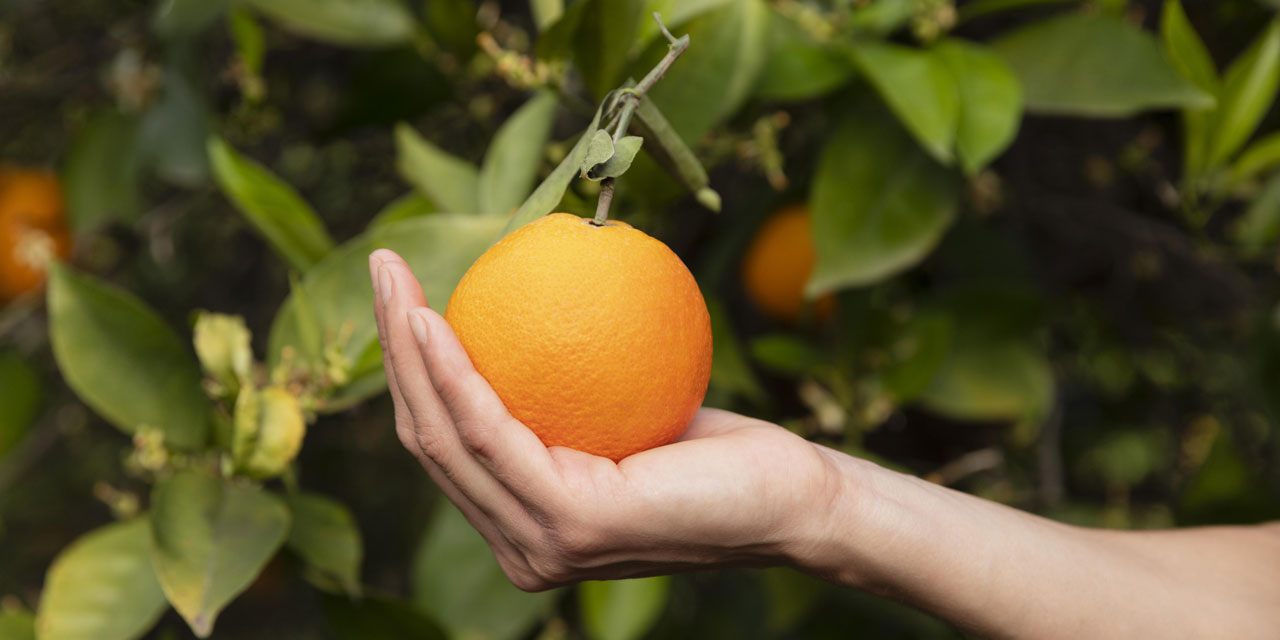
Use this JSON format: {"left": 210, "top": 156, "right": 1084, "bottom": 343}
{"left": 500, "top": 96, "right": 608, "bottom": 236}
{"left": 934, "top": 39, "right": 1023, "bottom": 175}
{"left": 35, "top": 517, "right": 167, "bottom": 640}
{"left": 47, "top": 265, "right": 209, "bottom": 449}
{"left": 478, "top": 92, "right": 559, "bottom": 216}
{"left": 412, "top": 501, "right": 556, "bottom": 640}
{"left": 991, "top": 12, "right": 1212, "bottom": 117}
{"left": 0, "top": 350, "right": 42, "bottom": 457}
{"left": 150, "top": 470, "right": 289, "bottom": 638}
{"left": 242, "top": 0, "right": 415, "bottom": 47}
{"left": 1205, "top": 19, "right": 1280, "bottom": 169}
{"left": 62, "top": 110, "right": 141, "bottom": 232}
{"left": 634, "top": 0, "right": 770, "bottom": 142}
{"left": 753, "top": 6, "right": 853, "bottom": 101}
{"left": 807, "top": 103, "right": 960, "bottom": 295}
{"left": 1160, "top": 0, "right": 1218, "bottom": 93}
{"left": 579, "top": 577, "right": 671, "bottom": 640}
{"left": 847, "top": 41, "right": 959, "bottom": 164}
{"left": 368, "top": 192, "right": 436, "bottom": 230}
{"left": 283, "top": 492, "right": 363, "bottom": 597}
{"left": 574, "top": 0, "right": 648, "bottom": 97}
{"left": 394, "top": 123, "right": 480, "bottom": 214}
{"left": 0, "top": 610, "right": 34, "bottom": 640}
{"left": 268, "top": 215, "right": 505, "bottom": 410}
{"left": 208, "top": 137, "right": 335, "bottom": 272}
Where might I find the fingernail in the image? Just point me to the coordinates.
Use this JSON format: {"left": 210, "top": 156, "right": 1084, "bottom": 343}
{"left": 378, "top": 265, "right": 394, "bottom": 304}
{"left": 409, "top": 310, "right": 429, "bottom": 345}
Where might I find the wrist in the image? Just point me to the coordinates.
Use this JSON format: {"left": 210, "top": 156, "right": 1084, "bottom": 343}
{"left": 783, "top": 444, "right": 897, "bottom": 590}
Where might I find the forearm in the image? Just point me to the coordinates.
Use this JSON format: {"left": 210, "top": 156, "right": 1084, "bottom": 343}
{"left": 797, "top": 449, "right": 1280, "bottom": 639}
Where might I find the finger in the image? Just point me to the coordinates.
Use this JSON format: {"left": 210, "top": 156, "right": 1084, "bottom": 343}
{"left": 377, "top": 258, "right": 546, "bottom": 530}
{"left": 370, "top": 251, "right": 506, "bottom": 546}
{"left": 410, "top": 306, "right": 563, "bottom": 503}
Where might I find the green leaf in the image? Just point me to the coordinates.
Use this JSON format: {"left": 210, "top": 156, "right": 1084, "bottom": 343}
{"left": 422, "top": 0, "right": 479, "bottom": 60}
{"left": 62, "top": 110, "right": 141, "bottom": 232}
{"left": 150, "top": 470, "right": 290, "bottom": 638}
{"left": 1178, "top": 426, "right": 1280, "bottom": 525}
{"left": 934, "top": 39, "right": 1023, "bottom": 175}
{"left": 707, "top": 299, "right": 765, "bottom": 405}
{"left": 230, "top": 8, "right": 267, "bottom": 75}
{"left": 847, "top": 42, "right": 959, "bottom": 164}
{"left": 631, "top": 97, "right": 719, "bottom": 209}
{"left": 479, "top": 92, "right": 559, "bottom": 216}
{"left": 0, "top": 350, "right": 42, "bottom": 457}
{"left": 807, "top": 103, "right": 960, "bottom": 295}
{"left": 394, "top": 123, "right": 480, "bottom": 214}
{"left": 586, "top": 135, "right": 643, "bottom": 180}
{"left": 879, "top": 311, "right": 954, "bottom": 404}
{"left": 536, "top": 0, "right": 591, "bottom": 60}
{"left": 35, "top": 518, "right": 167, "bottom": 640}
{"left": 754, "top": 8, "right": 854, "bottom": 101}
{"left": 1160, "top": 0, "right": 1218, "bottom": 93}
{"left": 1206, "top": 19, "right": 1280, "bottom": 169}
{"left": 919, "top": 339, "right": 1052, "bottom": 422}
{"left": 242, "top": 0, "right": 415, "bottom": 47}
{"left": 0, "top": 609, "right": 34, "bottom": 640}
{"left": 531, "top": 0, "right": 564, "bottom": 31}
{"left": 634, "top": 0, "right": 770, "bottom": 142}
{"left": 579, "top": 577, "right": 670, "bottom": 640}
{"left": 268, "top": 215, "right": 505, "bottom": 410}
{"left": 47, "top": 264, "right": 209, "bottom": 449}
{"left": 574, "top": 0, "right": 648, "bottom": 97}
{"left": 322, "top": 593, "right": 447, "bottom": 640}
{"left": 581, "top": 130, "right": 618, "bottom": 178}
{"left": 1228, "top": 130, "right": 1280, "bottom": 187}
{"left": 848, "top": 0, "right": 915, "bottom": 34}
{"left": 208, "top": 137, "right": 335, "bottom": 272}
{"left": 413, "top": 501, "right": 555, "bottom": 640}
{"left": 152, "top": 0, "right": 230, "bottom": 39}
{"left": 1231, "top": 172, "right": 1280, "bottom": 256}
{"left": 368, "top": 192, "right": 436, "bottom": 230}
{"left": 139, "top": 68, "right": 212, "bottom": 188}
{"left": 500, "top": 96, "right": 608, "bottom": 236}
{"left": 284, "top": 492, "right": 363, "bottom": 597}
{"left": 750, "top": 335, "right": 828, "bottom": 376}
{"left": 991, "top": 12, "right": 1213, "bottom": 117}
{"left": 1078, "top": 429, "right": 1169, "bottom": 489}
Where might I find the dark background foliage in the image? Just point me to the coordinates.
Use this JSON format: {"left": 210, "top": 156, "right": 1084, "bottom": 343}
{"left": 2, "top": 0, "right": 1279, "bottom": 638}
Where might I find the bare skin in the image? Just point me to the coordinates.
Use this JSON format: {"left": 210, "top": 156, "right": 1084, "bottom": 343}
{"left": 370, "top": 248, "right": 1280, "bottom": 639}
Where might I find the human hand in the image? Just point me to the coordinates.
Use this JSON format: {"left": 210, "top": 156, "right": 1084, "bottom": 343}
{"left": 369, "top": 248, "right": 853, "bottom": 590}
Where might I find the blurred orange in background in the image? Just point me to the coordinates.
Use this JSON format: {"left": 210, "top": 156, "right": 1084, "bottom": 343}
{"left": 0, "top": 167, "right": 71, "bottom": 304}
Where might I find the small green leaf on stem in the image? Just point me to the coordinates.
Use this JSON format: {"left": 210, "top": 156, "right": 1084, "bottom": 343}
{"left": 586, "top": 136, "right": 644, "bottom": 179}
{"left": 581, "top": 130, "right": 617, "bottom": 177}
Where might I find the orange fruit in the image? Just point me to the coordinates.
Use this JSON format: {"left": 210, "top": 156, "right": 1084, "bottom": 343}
{"left": 445, "top": 213, "right": 712, "bottom": 461}
{"left": 741, "top": 204, "right": 833, "bottom": 324}
{"left": 0, "top": 167, "right": 71, "bottom": 303}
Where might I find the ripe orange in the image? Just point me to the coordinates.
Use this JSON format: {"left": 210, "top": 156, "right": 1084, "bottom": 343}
{"left": 0, "top": 167, "right": 71, "bottom": 303}
{"left": 741, "top": 204, "right": 833, "bottom": 324}
{"left": 445, "top": 213, "right": 712, "bottom": 461}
